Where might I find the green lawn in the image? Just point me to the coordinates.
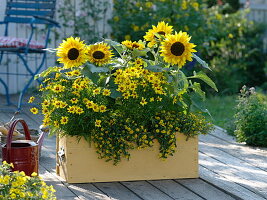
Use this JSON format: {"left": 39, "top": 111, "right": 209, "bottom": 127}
{"left": 204, "top": 95, "right": 237, "bottom": 129}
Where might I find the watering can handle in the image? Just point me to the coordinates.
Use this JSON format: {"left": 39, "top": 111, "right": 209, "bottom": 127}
{"left": 6, "top": 119, "right": 31, "bottom": 163}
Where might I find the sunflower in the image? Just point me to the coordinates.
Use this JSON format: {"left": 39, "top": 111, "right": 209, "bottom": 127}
{"left": 144, "top": 21, "right": 173, "bottom": 48}
{"left": 87, "top": 43, "right": 113, "bottom": 66}
{"left": 121, "top": 40, "right": 145, "bottom": 50}
{"left": 160, "top": 31, "right": 197, "bottom": 67}
{"left": 57, "top": 37, "right": 87, "bottom": 69}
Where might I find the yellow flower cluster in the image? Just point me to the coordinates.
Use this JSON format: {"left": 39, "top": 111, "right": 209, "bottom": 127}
{"left": 0, "top": 161, "right": 56, "bottom": 200}
{"left": 114, "top": 62, "right": 167, "bottom": 104}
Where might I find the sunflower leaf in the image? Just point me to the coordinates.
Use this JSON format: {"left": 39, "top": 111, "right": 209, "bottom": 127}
{"left": 193, "top": 53, "right": 211, "bottom": 71}
{"left": 145, "top": 65, "right": 164, "bottom": 72}
{"left": 189, "top": 71, "right": 218, "bottom": 92}
{"left": 190, "top": 93, "right": 211, "bottom": 117}
{"left": 81, "top": 65, "right": 100, "bottom": 84}
{"left": 87, "top": 63, "right": 109, "bottom": 73}
{"left": 132, "top": 49, "right": 148, "bottom": 57}
{"left": 35, "top": 66, "right": 59, "bottom": 79}
{"left": 191, "top": 82, "right": 206, "bottom": 100}
{"left": 105, "top": 39, "right": 124, "bottom": 54}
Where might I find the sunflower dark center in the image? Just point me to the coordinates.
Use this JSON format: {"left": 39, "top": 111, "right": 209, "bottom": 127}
{"left": 132, "top": 44, "right": 140, "bottom": 48}
{"left": 67, "top": 48, "right": 79, "bottom": 60}
{"left": 170, "top": 42, "right": 185, "bottom": 56}
{"left": 157, "top": 31, "right": 166, "bottom": 35}
{"left": 93, "top": 51, "right": 105, "bottom": 59}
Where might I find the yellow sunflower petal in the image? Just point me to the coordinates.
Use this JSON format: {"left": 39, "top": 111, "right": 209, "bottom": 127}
{"left": 144, "top": 21, "right": 173, "bottom": 46}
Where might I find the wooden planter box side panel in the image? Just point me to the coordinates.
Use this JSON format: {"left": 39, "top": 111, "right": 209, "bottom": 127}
{"left": 57, "top": 133, "right": 198, "bottom": 183}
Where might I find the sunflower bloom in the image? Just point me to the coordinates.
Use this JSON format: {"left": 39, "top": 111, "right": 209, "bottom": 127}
{"left": 160, "top": 31, "right": 196, "bottom": 67}
{"left": 57, "top": 37, "right": 87, "bottom": 68}
{"left": 121, "top": 40, "right": 145, "bottom": 50}
{"left": 144, "top": 21, "right": 173, "bottom": 48}
{"left": 87, "top": 43, "right": 113, "bottom": 66}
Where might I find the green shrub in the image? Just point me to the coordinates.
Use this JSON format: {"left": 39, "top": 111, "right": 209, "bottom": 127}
{"left": 203, "top": 7, "right": 267, "bottom": 94}
{"left": 234, "top": 86, "right": 267, "bottom": 146}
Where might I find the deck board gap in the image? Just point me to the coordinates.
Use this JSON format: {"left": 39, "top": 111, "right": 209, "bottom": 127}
{"left": 173, "top": 179, "right": 207, "bottom": 200}
{"left": 145, "top": 180, "right": 176, "bottom": 200}
{"left": 117, "top": 182, "right": 146, "bottom": 200}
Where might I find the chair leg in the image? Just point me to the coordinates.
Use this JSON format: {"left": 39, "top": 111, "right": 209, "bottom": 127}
{"left": 0, "top": 52, "right": 3, "bottom": 64}
{"left": 0, "top": 77, "right": 12, "bottom": 105}
{"left": 17, "top": 53, "right": 47, "bottom": 111}
{"left": 17, "top": 53, "right": 42, "bottom": 85}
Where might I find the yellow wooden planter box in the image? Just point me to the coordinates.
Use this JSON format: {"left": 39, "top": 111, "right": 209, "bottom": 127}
{"left": 56, "top": 134, "right": 198, "bottom": 183}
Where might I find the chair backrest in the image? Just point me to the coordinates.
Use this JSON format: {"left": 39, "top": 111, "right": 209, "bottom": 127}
{"left": 4, "top": 0, "right": 56, "bottom": 25}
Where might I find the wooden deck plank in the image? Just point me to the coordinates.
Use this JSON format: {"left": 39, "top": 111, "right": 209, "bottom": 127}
{"left": 39, "top": 165, "right": 78, "bottom": 199}
{"left": 200, "top": 165, "right": 266, "bottom": 200}
{"left": 200, "top": 133, "right": 267, "bottom": 172}
{"left": 148, "top": 180, "right": 204, "bottom": 200}
{"left": 65, "top": 183, "right": 114, "bottom": 200}
{"left": 176, "top": 179, "right": 236, "bottom": 200}
{"left": 199, "top": 138, "right": 267, "bottom": 196}
{"left": 121, "top": 181, "right": 174, "bottom": 200}
{"left": 199, "top": 152, "right": 267, "bottom": 199}
{"left": 94, "top": 182, "right": 142, "bottom": 200}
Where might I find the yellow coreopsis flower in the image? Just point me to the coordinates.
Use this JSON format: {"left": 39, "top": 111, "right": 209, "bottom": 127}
{"left": 30, "top": 107, "right": 38, "bottom": 114}
{"left": 140, "top": 97, "right": 148, "bottom": 106}
{"left": 95, "top": 120, "right": 102, "bottom": 127}
{"left": 60, "top": 116, "right": 69, "bottom": 125}
{"left": 103, "top": 89, "right": 111, "bottom": 96}
{"left": 28, "top": 96, "right": 35, "bottom": 103}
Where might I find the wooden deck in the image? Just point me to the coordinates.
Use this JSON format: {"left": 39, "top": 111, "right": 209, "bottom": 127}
{"left": 1, "top": 97, "right": 267, "bottom": 200}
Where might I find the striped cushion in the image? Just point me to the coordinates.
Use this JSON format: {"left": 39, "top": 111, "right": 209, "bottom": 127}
{"left": 0, "top": 36, "right": 44, "bottom": 49}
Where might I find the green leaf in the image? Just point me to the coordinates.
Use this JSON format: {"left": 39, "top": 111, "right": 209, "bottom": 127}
{"left": 193, "top": 53, "right": 211, "bottom": 71}
{"left": 105, "top": 39, "right": 124, "bottom": 54}
{"left": 110, "top": 88, "right": 122, "bottom": 99}
{"left": 190, "top": 71, "right": 218, "bottom": 92}
{"left": 87, "top": 63, "right": 109, "bottom": 73}
{"left": 35, "top": 66, "right": 59, "bottom": 79}
{"left": 145, "top": 65, "right": 163, "bottom": 72}
{"left": 173, "top": 70, "right": 189, "bottom": 94}
{"left": 132, "top": 48, "right": 148, "bottom": 57}
{"left": 191, "top": 82, "right": 206, "bottom": 100}
{"left": 81, "top": 66, "right": 99, "bottom": 84}
{"left": 106, "top": 77, "right": 122, "bottom": 99}
{"left": 190, "top": 93, "right": 211, "bottom": 117}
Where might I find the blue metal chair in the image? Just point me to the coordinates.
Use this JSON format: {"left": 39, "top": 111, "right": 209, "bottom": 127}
{"left": 0, "top": 0, "right": 59, "bottom": 110}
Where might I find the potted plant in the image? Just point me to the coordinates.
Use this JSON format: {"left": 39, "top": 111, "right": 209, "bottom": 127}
{"left": 31, "top": 22, "right": 216, "bottom": 183}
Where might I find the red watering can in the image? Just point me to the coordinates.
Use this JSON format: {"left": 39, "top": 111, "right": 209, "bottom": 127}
{"left": 1, "top": 119, "right": 47, "bottom": 176}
